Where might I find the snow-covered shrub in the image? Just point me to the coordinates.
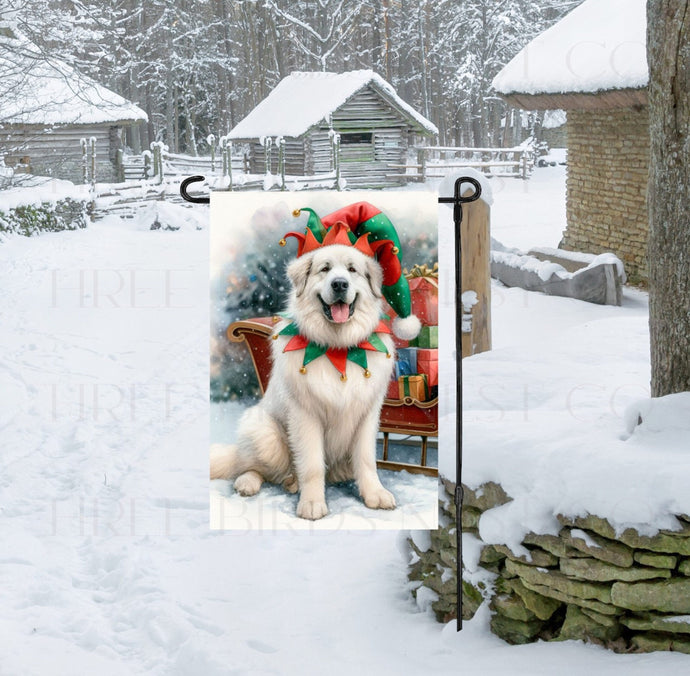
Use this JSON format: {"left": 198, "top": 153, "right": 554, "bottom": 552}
{"left": 0, "top": 198, "right": 89, "bottom": 238}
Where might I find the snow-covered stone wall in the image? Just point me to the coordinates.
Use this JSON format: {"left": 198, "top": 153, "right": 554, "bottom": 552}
{"left": 408, "top": 480, "right": 690, "bottom": 654}
{"left": 561, "top": 108, "right": 649, "bottom": 284}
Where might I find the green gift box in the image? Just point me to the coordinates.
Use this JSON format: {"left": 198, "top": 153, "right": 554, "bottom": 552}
{"left": 410, "top": 325, "right": 438, "bottom": 349}
{"left": 398, "top": 374, "right": 430, "bottom": 401}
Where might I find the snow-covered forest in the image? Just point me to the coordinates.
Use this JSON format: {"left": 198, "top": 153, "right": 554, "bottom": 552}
{"left": 4, "top": 0, "right": 582, "bottom": 153}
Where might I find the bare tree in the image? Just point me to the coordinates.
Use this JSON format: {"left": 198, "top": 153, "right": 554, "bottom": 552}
{"left": 647, "top": 0, "right": 690, "bottom": 396}
{"left": 263, "top": 0, "right": 364, "bottom": 71}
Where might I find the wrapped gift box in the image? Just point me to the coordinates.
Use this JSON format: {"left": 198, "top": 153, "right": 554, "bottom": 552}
{"left": 408, "top": 273, "right": 438, "bottom": 325}
{"left": 394, "top": 360, "right": 413, "bottom": 378}
{"left": 398, "top": 374, "right": 430, "bottom": 401}
{"left": 410, "top": 325, "right": 438, "bottom": 349}
{"left": 396, "top": 347, "right": 418, "bottom": 375}
{"left": 381, "top": 263, "right": 438, "bottom": 348}
{"left": 417, "top": 347, "right": 438, "bottom": 387}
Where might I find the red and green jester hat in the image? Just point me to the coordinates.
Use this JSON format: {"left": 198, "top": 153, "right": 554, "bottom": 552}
{"left": 281, "top": 201, "right": 422, "bottom": 340}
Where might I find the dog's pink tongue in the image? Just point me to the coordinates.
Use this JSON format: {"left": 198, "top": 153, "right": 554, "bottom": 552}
{"left": 331, "top": 302, "right": 350, "bottom": 323}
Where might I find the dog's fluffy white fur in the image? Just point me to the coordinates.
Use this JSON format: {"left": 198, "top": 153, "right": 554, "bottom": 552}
{"left": 211, "top": 244, "right": 396, "bottom": 520}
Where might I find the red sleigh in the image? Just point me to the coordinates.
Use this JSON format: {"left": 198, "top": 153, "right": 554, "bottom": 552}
{"left": 227, "top": 316, "right": 438, "bottom": 477}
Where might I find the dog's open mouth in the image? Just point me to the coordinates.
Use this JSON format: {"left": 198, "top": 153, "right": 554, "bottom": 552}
{"left": 320, "top": 295, "right": 357, "bottom": 324}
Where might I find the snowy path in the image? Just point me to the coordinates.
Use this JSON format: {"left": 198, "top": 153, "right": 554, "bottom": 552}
{"left": 1, "top": 177, "right": 688, "bottom": 673}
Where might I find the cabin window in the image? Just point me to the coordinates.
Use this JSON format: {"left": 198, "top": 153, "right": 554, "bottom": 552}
{"left": 340, "top": 132, "right": 373, "bottom": 145}
{"left": 339, "top": 132, "right": 374, "bottom": 162}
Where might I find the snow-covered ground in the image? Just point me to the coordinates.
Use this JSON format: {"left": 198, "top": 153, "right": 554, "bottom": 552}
{"left": 209, "top": 401, "right": 438, "bottom": 531}
{"left": 2, "top": 167, "right": 688, "bottom": 674}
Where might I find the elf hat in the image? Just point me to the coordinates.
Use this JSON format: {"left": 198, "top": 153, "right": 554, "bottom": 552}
{"left": 281, "top": 202, "right": 421, "bottom": 340}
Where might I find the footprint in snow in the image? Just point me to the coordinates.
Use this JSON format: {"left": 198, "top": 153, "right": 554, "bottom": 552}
{"left": 246, "top": 639, "right": 278, "bottom": 654}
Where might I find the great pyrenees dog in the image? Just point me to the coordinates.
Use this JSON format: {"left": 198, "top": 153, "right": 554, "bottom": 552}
{"left": 211, "top": 237, "right": 396, "bottom": 520}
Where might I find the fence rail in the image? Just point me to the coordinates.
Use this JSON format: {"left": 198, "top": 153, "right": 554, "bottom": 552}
{"left": 116, "top": 143, "right": 337, "bottom": 191}
{"left": 111, "top": 142, "right": 533, "bottom": 190}
{"left": 118, "top": 147, "right": 247, "bottom": 183}
{"left": 397, "top": 145, "right": 534, "bottom": 181}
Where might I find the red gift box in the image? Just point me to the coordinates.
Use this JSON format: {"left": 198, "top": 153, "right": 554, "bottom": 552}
{"left": 382, "top": 264, "right": 439, "bottom": 349}
{"left": 417, "top": 348, "right": 438, "bottom": 387}
{"left": 408, "top": 275, "right": 438, "bottom": 325}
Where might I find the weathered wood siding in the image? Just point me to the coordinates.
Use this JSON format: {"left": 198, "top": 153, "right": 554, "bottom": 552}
{"left": 561, "top": 107, "right": 649, "bottom": 283}
{"left": 0, "top": 124, "right": 124, "bottom": 183}
{"left": 246, "top": 137, "right": 306, "bottom": 175}
{"left": 240, "top": 84, "right": 427, "bottom": 187}
{"left": 324, "top": 85, "right": 410, "bottom": 188}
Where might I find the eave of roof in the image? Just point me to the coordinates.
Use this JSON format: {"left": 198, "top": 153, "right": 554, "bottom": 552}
{"left": 500, "top": 87, "right": 648, "bottom": 112}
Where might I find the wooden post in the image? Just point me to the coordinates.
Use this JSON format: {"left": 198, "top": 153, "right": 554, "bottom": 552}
{"left": 460, "top": 189, "right": 491, "bottom": 358}
{"left": 330, "top": 131, "right": 341, "bottom": 190}
{"left": 226, "top": 139, "right": 233, "bottom": 192}
{"left": 89, "top": 137, "right": 96, "bottom": 188}
{"left": 116, "top": 149, "right": 124, "bottom": 183}
{"left": 208, "top": 134, "right": 216, "bottom": 173}
{"left": 264, "top": 137, "right": 272, "bottom": 177}
{"left": 153, "top": 143, "right": 164, "bottom": 184}
{"left": 278, "top": 136, "right": 286, "bottom": 191}
{"left": 150, "top": 143, "right": 158, "bottom": 181}
{"left": 150, "top": 142, "right": 164, "bottom": 184}
{"left": 221, "top": 137, "right": 228, "bottom": 178}
{"left": 417, "top": 147, "right": 426, "bottom": 182}
{"left": 80, "top": 138, "right": 88, "bottom": 185}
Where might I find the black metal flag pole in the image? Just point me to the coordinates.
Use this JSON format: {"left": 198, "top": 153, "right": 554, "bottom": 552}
{"left": 439, "top": 176, "right": 482, "bottom": 632}
{"left": 187, "top": 173, "right": 480, "bottom": 630}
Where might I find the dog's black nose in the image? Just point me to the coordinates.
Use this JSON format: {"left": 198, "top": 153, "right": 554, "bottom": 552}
{"left": 331, "top": 278, "right": 349, "bottom": 295}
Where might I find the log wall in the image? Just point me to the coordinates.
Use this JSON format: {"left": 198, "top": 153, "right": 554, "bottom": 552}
{"left": 1, "top": 124, "right": 124, "bottom": 183}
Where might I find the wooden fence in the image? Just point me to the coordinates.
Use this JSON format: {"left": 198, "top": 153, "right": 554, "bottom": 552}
{"left": 391, "top": 146, "right": 534, "bottom": 181}
{"left": 109, "top": 141, "right": 533, "bottom": 190}
{"left": 117, "top": 145, "right": 247, "bottom": 184}
{"left": 116, "top": 143, "right": 337, "bottom": 191}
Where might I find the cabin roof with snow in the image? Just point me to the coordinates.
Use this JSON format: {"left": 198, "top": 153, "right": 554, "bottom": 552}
{"left": 228, "top": 70, "right": 438, "bottom": 139}
{"left": 0, "top": 27, "right": 147, "bottom": 126}
{"left": 492, "top": 0, "right": 648, "bottom": 110}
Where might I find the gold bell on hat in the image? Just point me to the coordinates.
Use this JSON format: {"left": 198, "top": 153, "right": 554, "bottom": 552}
{"left": 299, "top": 366, "right": 307, "bottom": 375}
{"left": 292, "top": 209, "right": 301, "bottom": 217}
{"left": 363, "top": 369, "right": 371, "bottom": 378}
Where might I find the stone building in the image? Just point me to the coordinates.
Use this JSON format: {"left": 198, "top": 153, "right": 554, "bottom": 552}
{"left": 492, "top": 0, "right": 650, "bottom": 282}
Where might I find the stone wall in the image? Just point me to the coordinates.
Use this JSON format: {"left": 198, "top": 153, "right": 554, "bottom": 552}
{"left": 561, "top": 107, "right": 649, "bottom": 284}
{"left": 408, "top": 480, "right": 690, "bottom": 654}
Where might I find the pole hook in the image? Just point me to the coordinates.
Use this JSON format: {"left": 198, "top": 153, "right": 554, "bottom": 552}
{"left": 180, "top": 175, "right": 210, "bottom": 204}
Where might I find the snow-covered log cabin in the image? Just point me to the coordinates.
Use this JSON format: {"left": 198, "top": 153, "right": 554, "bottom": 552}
{"left": 228, "top": 70, "right": 438, "bottom": 189}
{"left": 0, "top": 25, "right": 146, "bottom": 183}
{"left": 492, "top": 0, "right": 649, "bottom": 283}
